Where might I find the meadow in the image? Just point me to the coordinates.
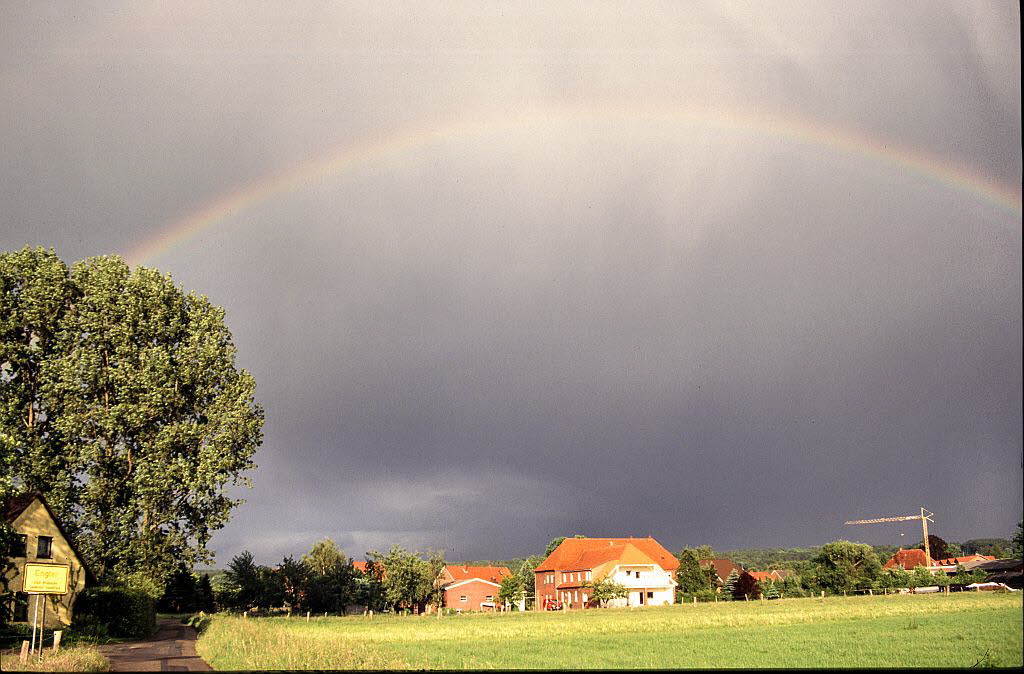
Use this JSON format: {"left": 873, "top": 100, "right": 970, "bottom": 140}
{"left": 196, "top": 592, "right": 1022, "bottom": 669}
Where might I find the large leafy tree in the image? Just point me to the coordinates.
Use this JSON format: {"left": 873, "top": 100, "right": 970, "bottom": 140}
{"left": 374, "top": 545, "right": 443, "bottom": 612}
{"left": 809, "top": 541, "right": 881, "bottom": 594}
{"left": 915, "top": 535, "right": 951, "bottom": 561}
{"left": 302, "top": 538, "right": 347, "bottom": 576}
{"left": 0, "top": 248, "right": 77, "bottom": 518}
{"left": 301, "top": 538, "right": 355, "bottom": 613}
{"left": 498, "top": 574, "right": 525, "bottom": 609}
{"left": 223, "top": 551, "right": 262, "bottom": 610}
{"left": 1, "top": 248, "right": 263, "bottom": 587}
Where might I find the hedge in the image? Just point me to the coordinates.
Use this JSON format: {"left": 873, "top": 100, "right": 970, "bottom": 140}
{"left": 73, "top": 587, "right": 156, "bottom": 640}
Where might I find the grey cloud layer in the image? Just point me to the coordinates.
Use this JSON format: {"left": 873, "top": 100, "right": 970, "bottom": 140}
{"left": 1, "top": 1, "right": 1020, "bottom": 563}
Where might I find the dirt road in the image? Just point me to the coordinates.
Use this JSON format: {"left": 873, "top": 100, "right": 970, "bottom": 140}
{"left": 98, "top": 618, "right": 212, "bottom": 672}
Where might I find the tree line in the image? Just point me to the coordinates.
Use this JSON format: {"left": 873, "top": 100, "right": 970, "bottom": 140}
{"left": 175, "top": 539, "right": 446, "bottom": 615}
{"left": 674, "top": 540, "right": 999, "bottom": 601}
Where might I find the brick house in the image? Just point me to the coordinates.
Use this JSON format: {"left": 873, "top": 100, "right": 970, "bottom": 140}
{"left": 534, "top": 537, "right": 679, "bottom": 609}
{"left": 436, "top": 565, "right": 512, "bottom": 612}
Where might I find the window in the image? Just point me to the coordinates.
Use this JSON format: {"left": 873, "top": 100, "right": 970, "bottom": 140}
{"left": 635, "top": 571, "right": 641, "bottom": 579}
{"left": 36, "top": 536, "right": 52, "bottom": 559}
{"left": 573, "top": 591, "right": 578, "bottom": 602}
{"left": 586, "top": 571, "right": 592, "bottom": 580}
{"left": 11, "top": 534, "right": 27, "bottom": 557}
{"left": 647, "top": 592, "right": 654, "bottom": 600}
{"left": 460, "top": 596, "right": 468, "bottom": 602}
{"left": 582, "top": 593, "right": 588, "bottom": 603}
{"left": 485, "top": 595, "right": 493, "bottom": 602}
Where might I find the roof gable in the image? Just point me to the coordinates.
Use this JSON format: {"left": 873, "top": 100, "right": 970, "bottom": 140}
{"left": 883, "top": 548, "right": 934, "bottom": 570}
{"left": 535, "top": 537, "right": 679, "bottom": 573}
{"left": 702, "top": 558, "right": 743, "bottom": 581}
{"left": 443, "top": 565, "right": 512, "bottom": 584}
{"left": 4, "top": 492, "right": 95, "bottom": 583}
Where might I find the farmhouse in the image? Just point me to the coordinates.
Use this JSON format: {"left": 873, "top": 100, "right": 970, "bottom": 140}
{"left": 535, "top": 537, "right": 678, "bottom": 609}
{"left": 3, "top": 492, "right": 91, "bottom": 627}
{"left": 436, "top": 565, "right": 513, "bottom": 612}
{"left": 883, "top": 548, "right": 934, "bottom": 571}
{"left": 747, "top": 570, "right": 792, "bottom": 584}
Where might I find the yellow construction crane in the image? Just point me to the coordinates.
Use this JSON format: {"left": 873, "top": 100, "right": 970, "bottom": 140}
{"left": 845, "top": 507, "right": 935, "bottom": 562}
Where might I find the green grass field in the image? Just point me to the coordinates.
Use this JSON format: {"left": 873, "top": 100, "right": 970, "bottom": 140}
{"left": 196, "top": 593, "right": 1022, "bottom": 669}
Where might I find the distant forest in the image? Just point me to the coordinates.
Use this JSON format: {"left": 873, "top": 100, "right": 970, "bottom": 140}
{"left": 454, "top": 537, "right": 1015, "bottom": 572}
{"left": 192, "top": 536, "right": 1016, "bottom": 576}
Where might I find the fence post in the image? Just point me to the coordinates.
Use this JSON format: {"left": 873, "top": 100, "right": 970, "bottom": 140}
{"left": 306, "top": 611, "right": 310, "bottom": 622}
{"left": 52, "top": 630, "right": 62, "bottom": 652}
{"left": 20, "top": 640, "right": 29, "bottom": 663}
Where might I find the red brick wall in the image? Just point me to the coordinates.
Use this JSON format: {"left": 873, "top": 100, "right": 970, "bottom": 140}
{"left": 535, "top": 570, "right": 560, "bottom": 609}
{"left": 443, "top": 579, "right": 500, "bottom": 611}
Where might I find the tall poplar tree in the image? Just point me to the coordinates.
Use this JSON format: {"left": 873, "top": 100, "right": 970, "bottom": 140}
{"left": 1, "top": 248, "right": 263, "bottom": 589}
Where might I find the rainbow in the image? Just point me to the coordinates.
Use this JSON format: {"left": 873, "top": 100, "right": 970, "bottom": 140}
{"left": 125, "top": 104, "right": 1022, "bottom": 266}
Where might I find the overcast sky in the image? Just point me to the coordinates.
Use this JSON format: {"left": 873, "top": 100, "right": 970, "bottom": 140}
{"left": 2, "top": 1, "right": 1021, "bottom": 565}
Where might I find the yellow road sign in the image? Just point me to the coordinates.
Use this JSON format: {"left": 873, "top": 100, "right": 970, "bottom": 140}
{"left": 23, "top": 563, "right": 70, "bottom": 595}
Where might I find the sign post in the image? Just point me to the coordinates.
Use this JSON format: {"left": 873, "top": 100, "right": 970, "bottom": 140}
{"left": 23, "top": 563, "right": 71, "bottom": 660}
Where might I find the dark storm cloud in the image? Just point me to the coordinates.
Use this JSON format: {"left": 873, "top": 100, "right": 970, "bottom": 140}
{"left": 2, "top": 1, "right": 1020, "bottom": 564}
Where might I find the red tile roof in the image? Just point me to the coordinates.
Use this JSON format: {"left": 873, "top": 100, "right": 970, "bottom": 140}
{"left": 883, "top": 548, "right": 934, "bottom": 570}
{"left": 444, "top": 565, "right": 512, "bottom": 584}
{"left": 747, "top": 570, "right": 782, "bottom": 582}
{"left": 934, "top": 555, "right": 995, "bottom": 566}
{"left": 701, "top": 558, "right": 743, "bottom": 582}
{"left": 353, "top": 561, "right": 369, "bottom": 572}
{"left": 535, "top": 537, "right": 679, "bottom": 573}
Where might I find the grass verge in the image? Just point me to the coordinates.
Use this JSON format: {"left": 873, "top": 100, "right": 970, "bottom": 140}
{"left": 0, "top": 645, "right": 109, "bottom": 672}
{"left": 196, "top": 592, "right": 1022, "bottom": 669}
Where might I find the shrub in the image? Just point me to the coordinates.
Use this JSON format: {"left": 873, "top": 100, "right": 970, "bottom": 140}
{"left": 73, "top": 587, "right": 156, "bottom": 640}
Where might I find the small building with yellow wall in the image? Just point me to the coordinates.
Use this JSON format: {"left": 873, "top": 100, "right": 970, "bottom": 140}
{"left": 4, "top": 492, "right": 91, "bottom": 627}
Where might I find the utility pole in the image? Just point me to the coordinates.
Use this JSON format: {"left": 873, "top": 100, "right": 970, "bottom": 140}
{"left": 845, "top": 508, "right": 935, "bottom": 562}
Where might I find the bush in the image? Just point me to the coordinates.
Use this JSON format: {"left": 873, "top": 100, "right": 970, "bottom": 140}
{"left": 680, "top": 589, "right": 718, "bottom": 603}
{"left": 73, "top": 587, "right": 156, "bottom": 640}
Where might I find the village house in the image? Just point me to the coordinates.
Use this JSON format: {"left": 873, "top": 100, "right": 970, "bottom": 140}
{"left": 436, "top": 565, "right": 513, "bottom": 612}
{"left": 701, "top": 558, "right": 744, "bottom": 587}
{"left": 882, "top": 548, "right": 935, "bottom": 571}
{"left": 747, "top": 569, "right": 792, "bottom": 584}
{"left": 534, "top": 537, "right": 679, "bottom": 609}
{"left": 3, "top": 492, "right": 91, "bottom": 627}
{"left": 930, "top": 554, "right": 996, "bottom": 572}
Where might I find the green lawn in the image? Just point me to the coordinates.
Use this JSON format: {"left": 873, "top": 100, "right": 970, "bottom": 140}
{"left": 197, "top": 593, "right": 1022, "bottom": 669}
